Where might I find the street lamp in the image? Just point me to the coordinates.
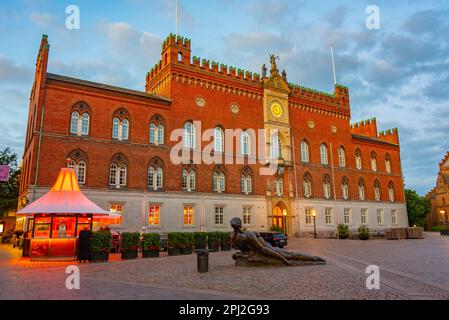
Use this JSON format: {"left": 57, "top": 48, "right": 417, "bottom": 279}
{"left": 282, "top": 209, "right": 287, "bottom": 234}
{"left": 440, "top": 210, "right": 447, "bottom": 226}
{"left": 312, "top": 209, "right": 317, "bottom": 239}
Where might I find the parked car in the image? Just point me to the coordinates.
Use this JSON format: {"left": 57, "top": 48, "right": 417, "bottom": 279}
{"left": 258, "top": 232, "right": 288, "bottom": 248}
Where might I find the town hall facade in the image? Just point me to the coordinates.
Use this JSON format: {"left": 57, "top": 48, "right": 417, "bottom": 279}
{"left": 18, "top": 34, "right": 408, "bottom": 236}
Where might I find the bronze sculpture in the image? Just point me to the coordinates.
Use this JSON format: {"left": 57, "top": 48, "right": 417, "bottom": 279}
{"left": 231, "top": 217, "right": 326, "bottom": 266}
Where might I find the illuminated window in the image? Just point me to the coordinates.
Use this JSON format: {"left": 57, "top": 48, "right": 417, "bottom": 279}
{"left": 243, "top": 207, "right": 252, "bottom": 225}
{"left": 110, "top": 203, "right": 124, "bottom": 225}
{"left": 183, "top": 205, "right": 194, "bottom": 225}
{"left": 214, "top": 206, "right": 224, "bottom": 226}
{"left": 301, "top": 140, "right": 310, "bottom": 163}
{"left": 149, "top": 205, "right": 160, "bottom": 226}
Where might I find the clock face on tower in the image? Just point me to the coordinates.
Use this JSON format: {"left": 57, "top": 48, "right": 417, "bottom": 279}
{"left": 270, "top": 101, "right": 284, "bottom": 118}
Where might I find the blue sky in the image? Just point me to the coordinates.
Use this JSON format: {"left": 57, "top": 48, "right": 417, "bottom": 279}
{"left": 1, "top": 0, "right": 448, "bottom": 195}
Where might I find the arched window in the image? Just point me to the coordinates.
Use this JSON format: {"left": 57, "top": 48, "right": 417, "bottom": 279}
{"left": 355, "top": 149, "right": 363, "bottom": 170}
{"left": 241, "top": 167, "right": 253, "bottom": 195}
{"left": 70, "top": 111, "right": 79, "bottom": 134}
{"left": 121, "top": 119, "right": 129, "bottom": 140}
{"left": 388, "top": 182, "right": 395, "bottom": 202}
{"left": 358, "top": 179, "right": 366, "bottom": 201}
{"left": 66, "top": 150, "right": 88, "bottom": 185}
{"left": 303, "top": 173, "right": 312, "bottom": 198}
{"left": 149, "top": 123, "right": 156, "bottom": 144}
{"left": 70, "top": 111, "right": 90, "bottom": 136}
{"left": 147, "top": 158, "right": 164, "bottom": 191}
{"left": 213, "top": 166, "right": 226, "bottom": 193}
{"left": 214, "top": 127, "right": 224, "bottom": 152}
{"left": 183, "top": 122, "right": 195, "bottom": 148}
{"left": 81, "top": 113, "right": 90, "bottom": 135}
{"left": 320, "top": 144, "right": 329, "bottom": 165}
{"left": 274, "top": 177, "right": 283, "bottom": 196}
{"left": 112, "top": 118, "right": 120, "bottom": 139}
{"left": 341, "top": 177, "right": 349, "bottom": 200}
{"left": 371, "top": 152, "right": 377, "bottom": 172}
{"left": 182, "top": 168, "right": 196, "bottom": 192}
{"left": 77, "top": 161, "right": 86, "bottom": 184}
{"left": 385, "top": 155, "right": 392, "bottom": 174}
{"left": 338, "top": 147, "right": 346, "bottom": 167}
{"left": 109, "top": 154, "right": 128, "bottom": 188}
{"left": 301, "top": 140, "right": 309, "bottom": 163}
{"left": 323, "top": 175, "right": 332, "bottom": 199}
{"left": 271, "top": 133, "right": 282, "bottom": 159}
{"left": 157, "top": 124, "right": 165, "bottom": 145}
{"left": 374, "top": 180, "right": 381, "bottom": 202}
{"left": 241, "top": 131, "right": 251, "bottom": 155}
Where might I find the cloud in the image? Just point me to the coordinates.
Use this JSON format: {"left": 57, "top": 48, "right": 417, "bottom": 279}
{"left": 0, "top": 55, "right": 33, "bottom": 83}
{"left": 30, "top": 12, "right": 57, "bottom": 28}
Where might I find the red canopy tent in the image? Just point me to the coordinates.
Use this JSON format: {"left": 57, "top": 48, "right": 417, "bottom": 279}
{"left": 17, "top": 168, "right": 117, "bottom": 260}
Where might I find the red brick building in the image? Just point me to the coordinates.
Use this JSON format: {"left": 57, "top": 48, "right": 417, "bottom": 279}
{"left": 18, "top": 34, "right": 408, "bottom": 236}
{"left": 426, "top": 152, "right": 449, "bottom": 229}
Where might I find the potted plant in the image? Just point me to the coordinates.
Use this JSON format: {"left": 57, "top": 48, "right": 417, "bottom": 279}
{"left": 193, "top": 232, "right": 207, "bottom": 250}
{"left": 90, "top": 229, "right": 112, "bottom": 262}
{"left": 220, "top": 232, "right": 232, "bottom": 251}
{"left": 207, "top": 232, "right": 220, "bottom": 252}
{"left": 181, "top": 233, "right": 194, "bottom": 255}
{"left": 142, "top": 233, "right": 161, "bottom": 258}
{"left": 121, "top": 232, "right": 140, "bottom": 260}
{"left": 338, "top": 224, "right": 350, "bottom": 239}
{"left": 358, "top": 225, "right": 370, "bottom": 240}
{"left": 168, "top": 232, "right": 181, "bottom": 256}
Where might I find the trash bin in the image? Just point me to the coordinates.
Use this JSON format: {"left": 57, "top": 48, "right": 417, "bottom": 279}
{"left": 196, "top": 249, "right": 209, "bottom": 273}
{"left": 22, "top": 238, "right": 31, "bottom": 257}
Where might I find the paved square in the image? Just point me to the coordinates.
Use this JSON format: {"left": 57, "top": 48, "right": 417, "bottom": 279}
{"left": 1, "top": 233, "right": 448, "bottom": 300}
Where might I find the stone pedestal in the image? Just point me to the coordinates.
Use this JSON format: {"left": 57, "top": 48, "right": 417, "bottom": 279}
{"left": 232, "top": 251, "right": 325, "bottom": 267}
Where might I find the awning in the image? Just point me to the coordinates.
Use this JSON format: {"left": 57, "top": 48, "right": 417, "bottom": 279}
{"left": 17, "top": 168, "right": 110, "bottom": 216}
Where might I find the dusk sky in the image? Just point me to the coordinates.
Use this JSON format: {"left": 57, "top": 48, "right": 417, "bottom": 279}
{"left": 0, "top": 0, "right": 448, "bottom": 195}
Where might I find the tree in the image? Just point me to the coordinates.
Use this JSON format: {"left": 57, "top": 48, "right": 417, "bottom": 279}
{"left": 405, "top": 189, "right": 430, "bottom": 228}
{"left": 0, "top": 148, "right": 21, "bottom": 217}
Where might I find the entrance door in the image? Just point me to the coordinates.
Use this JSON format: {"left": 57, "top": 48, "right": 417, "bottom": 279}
{"left": 272, "top": 205, "right": 286, "bottom": 231}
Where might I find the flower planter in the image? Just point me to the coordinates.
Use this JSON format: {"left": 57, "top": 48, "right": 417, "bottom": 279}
{"left": 142, "top": 250, "right": 160, "bottom": 258}
{"left": 121, "top": 250, "right": 138, "bottom": 260}
{"left": 220, "top": 244, "right": 231, "bottom": 251}
{"left": 181, "top": 247, "right": 193, "bottom": 255}
{"left": 359, "top": 235, "right": 370, "bottom": 240}
{"left": 91, "top": 252, "right": 109, "bottom": 263}
{"left": 338, "top": 234, "right": 349, "bottom": 240}
{"left": 168, "top": 248, "right": 181, "bottom": 256}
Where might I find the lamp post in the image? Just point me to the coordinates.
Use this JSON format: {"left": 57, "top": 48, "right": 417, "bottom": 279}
{"left": 440, "top": 209, "right": 447, "bottom": 226}
{"left": 282, "top": 209, "right": 287, "bottom": 235}
{"left": 312, "top": 209, "right": 317, "bottom": 239}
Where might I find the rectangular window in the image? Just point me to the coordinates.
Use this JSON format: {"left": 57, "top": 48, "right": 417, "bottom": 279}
{"left": 325, "top": 208, "right": 333, "bottom": 225}
{"left": 52, "top": 217, "right": 76, "bottom": 238}
{"left": 391, "top": 209, "right": 397, "bottom": 225}
{"left": 361, "top": 208, "right": 368, "bottom": 224}
{"left": 377, "top": 209, "right": 384, "bottom": 225}
{"left": 344, "top": 208, "right": 351, "bottom": 225}
{"left": 305, "top": 209, "right": 313, "bottom": 225}
{"left": 183, "top": 205, "right": 194, "bottom": 226}
{"left": 33, "top": 217, "right": 52, "bottom": 238}
{"left": 243, "top": 207, "right": 252, "bottom": 225}
{"left": 149, "top": 205, "right": 160, "bottom": 226}
{"left": 215, "top": 206, "right": 224, "bottom": 226}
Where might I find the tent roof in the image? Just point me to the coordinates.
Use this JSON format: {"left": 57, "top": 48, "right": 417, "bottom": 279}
{"left": 17, "top": 168, "right": 109, "bottom": 216}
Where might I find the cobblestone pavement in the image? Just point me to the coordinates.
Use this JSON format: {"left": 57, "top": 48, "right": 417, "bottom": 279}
{"left": 1, "top": 233, "right": 448, "bottom": 300}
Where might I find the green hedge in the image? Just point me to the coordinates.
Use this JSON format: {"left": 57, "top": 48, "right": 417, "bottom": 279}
{"left": 207, "top": 232, "right": 221, "bottom": 247}
{"left": 220, "top": 232, "right": 231, "bottom": 245}
{"left": 193, "top": 232, "right": 207, "bottom": 248}
{"left": 90, "top": 230, "right": 112, "bottom": 254}
{"left": 121, "top": 232, "right": 140, "bottom": 252}
{"left": 142, "top": 233, "right": 161, "bottom": 251}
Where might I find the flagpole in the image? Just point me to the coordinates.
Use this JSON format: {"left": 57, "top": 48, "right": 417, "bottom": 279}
{"left": 175, "top": 0, "right": 179, "bottom": 41}
{"left": 331, "top": 44, "right": 337, "bottom": 85}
